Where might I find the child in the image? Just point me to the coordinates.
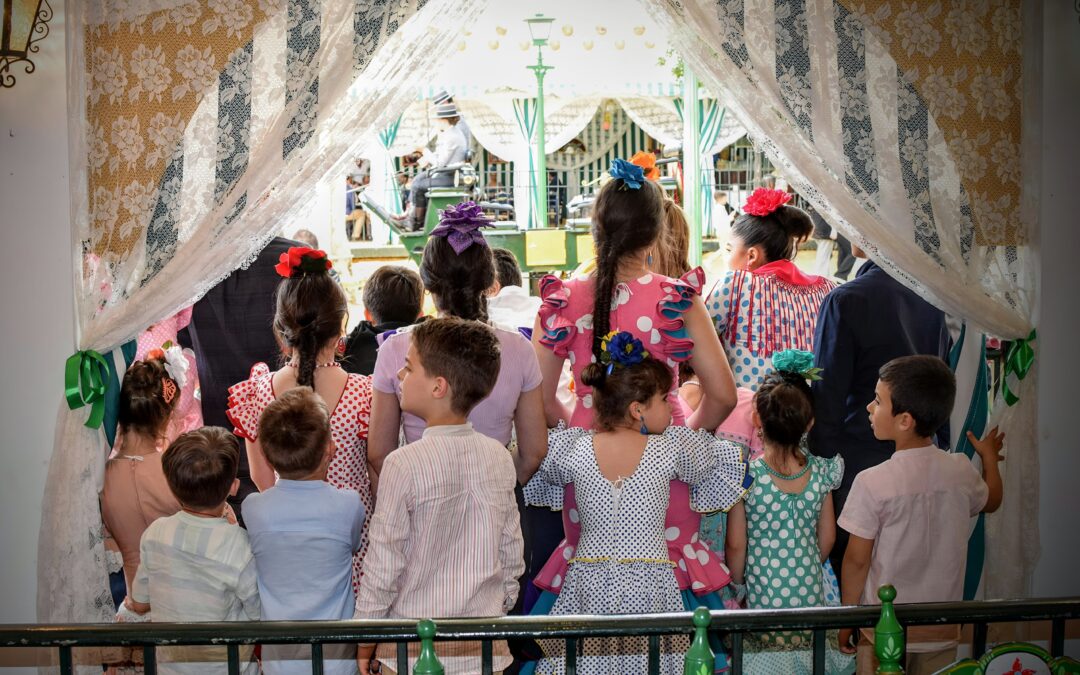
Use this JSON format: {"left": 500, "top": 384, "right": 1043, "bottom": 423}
{"left": 524, "top": 331, "right": 749, "bottom": 675}
{"left": 725, "top": 351, "right": 853, "bottom": 675}
{"left": 343, "top": 265, "right": 425, "bottom": 376}
{"left": 243, "top": 388, "right": 365, "bottom": 675}
{"left": 125, "top": 427, "right": 260, "bottom": 674}
{"left": 838, "top": 356, "right": 1004, "bottom": 675}
{"left": 355, "top": 318, "right": 524, "bottom": 675}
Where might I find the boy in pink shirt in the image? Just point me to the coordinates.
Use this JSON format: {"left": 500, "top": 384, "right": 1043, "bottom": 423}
{"left": 837, "top": 355, "right": 1004, "bottom": 675}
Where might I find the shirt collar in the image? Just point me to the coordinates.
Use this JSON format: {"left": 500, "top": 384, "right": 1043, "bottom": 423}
{"left": 274, "top": 478, "right": 328, "bottom": 489}
{"left": 422, "top": 422, "right": 475, "bottom": 439}
{"left": 177, "top": 511, "right": 228, "bottom": 526}
{"left": 856, "top": 259, "right": 879, "bottom": 279}
{"left": 753, "top": 259, "right": 827, "bottom": 287}
{"left": 893, "top": 444, "right": 940, "bottom": 457}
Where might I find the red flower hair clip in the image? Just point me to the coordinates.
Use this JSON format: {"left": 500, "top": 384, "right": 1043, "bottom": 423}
{"left": 275, "top": 246, "right": 333, "bottom": 278}
{"left": 630, "top": 151, "right": 661, "bottom": 182}
{"left": 743, "top": 188, "right": 792, "bottom": 217}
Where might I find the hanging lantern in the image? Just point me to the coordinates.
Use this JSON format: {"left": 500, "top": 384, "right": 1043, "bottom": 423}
{"left": 583, "top": 40, "right": 594, "bottom": 51}
{"left": 602, "top": 101, "right": 613, "bottom": 131}
{"left": 488, "top": 40, "right": 500, "bottom": 50}
{"left": 615, "top": 40, "right": 625, "bottom": 50}
{"left": 645, "top": 41, "right": 655, "bottom": 49}
{"left": 550, "top": 40, "right": 561, "bottom": 51}
{"left": 595, "top": 25, "right": 607, "bottom": 36}
{"left": 495, "top": 25, "right": 507, "bottom": 35}
{"left": 519, "top": 41, "right": 530, "bottom": 51}
{"left": 561, "top": 24, "right": 574, "bottom": 37}
{"left": 456, "top": 41, "right": 467, "bottom": 51}
{"left": 633, "top": 25, "right": 646, "bottom": 36}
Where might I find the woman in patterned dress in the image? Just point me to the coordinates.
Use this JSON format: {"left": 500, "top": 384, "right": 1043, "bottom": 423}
{"left": 226, "top": 247, "right": 373, "bottom": 594}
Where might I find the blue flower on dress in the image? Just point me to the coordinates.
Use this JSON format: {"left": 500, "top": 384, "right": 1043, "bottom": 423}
{"left": 608, "top": 158, "right": 645, "bottom": 190}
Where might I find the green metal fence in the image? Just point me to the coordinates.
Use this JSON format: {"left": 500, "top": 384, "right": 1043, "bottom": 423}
{"left": 3, "top": 594, "right": 1078, "bottom": 675}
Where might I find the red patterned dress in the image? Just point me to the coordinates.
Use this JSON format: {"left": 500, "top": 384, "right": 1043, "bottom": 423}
{"left": 226, "top": 363, "right": 373, "bottom": 593}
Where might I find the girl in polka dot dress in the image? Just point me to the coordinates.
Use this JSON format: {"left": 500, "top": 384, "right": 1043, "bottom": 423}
{"left": 227, "top": 247, "right": 373, "bottom": 595}
{"left": 725, "top": 352, "right": 854, "bottom": 675}
{"left": 524, "top": 332, "right": 750, "bottom": 675}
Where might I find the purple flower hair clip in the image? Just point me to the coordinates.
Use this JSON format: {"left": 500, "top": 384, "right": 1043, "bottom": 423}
{"left": 430, "top": 201, "right": 491, "bottom": 254}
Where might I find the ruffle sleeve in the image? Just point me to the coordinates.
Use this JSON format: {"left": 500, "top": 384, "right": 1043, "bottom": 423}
{"left": 663, "top": 426, "right": 752, "bottom": 513}
{"left": 225, "top": 363, "right": 272, "bottom": 441}
{"left": 535, "top": 275, "right": 576, "bottom": 358}
{"left": 817, "top": 454, "right": 844, "bottom": 492}
{"left": 522, "top": 423, "right": 589, "bottom": 509}
{"left": 657, "top": 267, "right": 706, "bottom": 362}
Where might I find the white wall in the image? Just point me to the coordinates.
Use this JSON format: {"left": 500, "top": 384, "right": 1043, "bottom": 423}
{"left": 1034, "top": 1, "right": 1080, "bottom": 599}
{"left": 0, "top": 0, "right": 72, "bottom": 671}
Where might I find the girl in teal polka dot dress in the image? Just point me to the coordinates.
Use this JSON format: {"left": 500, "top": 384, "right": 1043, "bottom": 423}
{"left": 725, "top": 351, "right": 855, "bottom": 674}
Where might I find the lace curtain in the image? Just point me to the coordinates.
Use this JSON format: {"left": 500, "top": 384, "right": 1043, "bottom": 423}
{"left": 643, "top": 0, "right": 1036, "bottom": 598}
{"left": 44, "top": 0, "right": 486, "bottom": 634}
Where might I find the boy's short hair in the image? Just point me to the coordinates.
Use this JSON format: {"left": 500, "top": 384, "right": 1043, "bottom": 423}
{"left": 162, "top": 427, "right": 240, "bottom": 509}
{"left": 363, "top": 265, "right": 424, "bottom": 324}
{"left": 257, "top": 387, "right": 330, "bottom": 479}
{"left": 491, "top": 248, "right": 523, "bottom": 288}
{"left": 411, "top": 317, "right": 500, "bottom": 416}
{"left": 879, "top": 355, "right": 956, "bottom": 438}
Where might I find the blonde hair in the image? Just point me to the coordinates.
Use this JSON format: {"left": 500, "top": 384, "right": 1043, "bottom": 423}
{"left": 652, "top": 199, "right": 692, "bottom": 278}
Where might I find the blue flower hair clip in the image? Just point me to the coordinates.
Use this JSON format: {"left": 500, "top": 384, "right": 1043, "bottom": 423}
{"left": 608, "top": 158, "right": 645, "bottom": 190}
{"left": 600, "top": 330, "right": 650, "bottom": 375}
{"left": 771, "top": 349, "right": 822, "bottom": 381}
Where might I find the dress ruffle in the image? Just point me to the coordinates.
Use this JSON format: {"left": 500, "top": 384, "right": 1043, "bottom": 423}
{"left": 656, "top": 266, "right": 705, "bottom": 362}
{"left": 536, "top": 275, "right": 575, "bottom": 358}
{"left": 662, "top": 427, "right": 753, "bottom": 514}
{"left": 225, "top": 362, "right": 272, "bottom": 441}
{"left": 522, "top": 423, "right": 586, "bottom": 511}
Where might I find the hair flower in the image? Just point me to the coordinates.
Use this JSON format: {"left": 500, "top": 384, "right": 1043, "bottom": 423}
{"left": 431, "top": 201, "right": 491, "bottom": 254}
{"left": 609, "top": 158, "right": 645, "bottom": 190}
{"left": 600, "top": 330, "right": 650, "bottom": 374}
{"left": 743, "top": 187, "right": 792, "bottom": 217}
{"left": 629, "top": 151, "right": 660, "bottom": 182}
{"left": 771, "top": 349, "right": 822, "bottom": 381}
{"left": 275, "top": 246, "right": 332, "bottom": 278}
{"left": 162, "top": 343, "right": 190, "bottom": 390}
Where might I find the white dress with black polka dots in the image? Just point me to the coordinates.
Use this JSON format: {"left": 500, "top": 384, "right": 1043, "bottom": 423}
{"left": 525, "top": 425, "right": 746, "bottom": 675}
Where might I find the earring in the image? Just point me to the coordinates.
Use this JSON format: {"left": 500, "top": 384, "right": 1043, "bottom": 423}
{"left": 640, "top": 421, "right": 649, "bottom": 435}
{"left": 755, "top": 428, "right": 763, "bottom": 439}
{"left": 647, "top": 253, "right": 654, "bottom": 267}
{"left": 337, "top": 336, "right": 346, "bottom": 355}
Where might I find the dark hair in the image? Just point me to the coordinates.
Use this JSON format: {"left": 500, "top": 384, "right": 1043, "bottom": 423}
{"left": 730, "top": 202, "right": 814, "bottom": 263}
{"left": 653, "top": 199, "right": 691, "bottom": 278}
{"left": 411, "top": 317, "right": 500, "bottom": 415}
{"left": 363, "top": 265, "right": 424, "bottom": 324}
{"left": 258, "top": 387, "right": 330, "bottom": 479}
{"left": 754, "top": 371, "right": 815, "bottom": 456}
{"left": 118, "top": 357, "right": 178, "bottom": 438}
{"left": 589, "top": 178, "right": 665, "bottom": 372}
{"left": 581, "top": 358, "right": 673, "bottom": 432}
{"left": 419, "top": 236, "right": 494, "bottom": 323}
{"left": 492, "top": 248, "right": 523, "bottom": 288}
{"left": 162, "top": 427, "right": 239, "bottom": 509}
{"left": 273, "top": 265, "right": 348, "bottom": 388}
{"left": 878, "top": 355, "right": 956, "bottom": 438}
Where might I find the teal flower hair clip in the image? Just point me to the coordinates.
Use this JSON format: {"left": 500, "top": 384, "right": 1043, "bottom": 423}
{"left": 608, "top": 158, "right": 645, "bottom": 190}
{"left": 771, "top": 349, "right": 823, "bottom": 381}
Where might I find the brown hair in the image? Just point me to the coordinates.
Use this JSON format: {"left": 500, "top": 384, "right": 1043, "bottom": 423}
{"left": 581, "top": 358, "right": 673, "bottom": 432}
{"left": 274, "top": 263, "right": 348, "bottom": 388}
{"left": 589, "top": 178, "right": 665, "bottom": 378}
{"left": 492, "top": 247, "right": 523, "bottom": 288}
{"left": 162, "top": 427, "right": 240, "bottom": 509}
{"left": 419, "top": 236, "right": 495, "bottom": 323}
{"left": 731, "top": 202, "right": 814, "bottom": 262}
{"left": 118, "top": 357, "right": 178, "bottom": 439}
{"left": 363, "top": 265, "right": 424, "bottom": 325}
{"left": 754, "top": 371, "right": 814, "bottom": 460}
{"left": 411, "top": 317, "right": 500, "bottom": 415}
{"left": 653, "top": 199, "right": 691, "bottom": 278}
{"left": 879, "top": 355, "right": 956, "bottom": 438}
{"left": 257, "top": 387, "right": 331, "bottom": 479}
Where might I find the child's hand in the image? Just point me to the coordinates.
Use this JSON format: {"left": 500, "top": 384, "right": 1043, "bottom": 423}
{"left": 967, "top": 427, "right": 1005, "bottom": 464}
{"left": 358, "top": 644, "right": 379, "bottom": 675}
{"left": 837, "top": 628, "right": 857, "bottom": 655}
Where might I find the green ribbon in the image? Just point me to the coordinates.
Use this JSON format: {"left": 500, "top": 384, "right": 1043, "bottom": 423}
{"left": 1002, "top": 329, "right": 1036, "bottom": 406}
{"left": 64, "top": 350, "right": 111, "bottom": 429}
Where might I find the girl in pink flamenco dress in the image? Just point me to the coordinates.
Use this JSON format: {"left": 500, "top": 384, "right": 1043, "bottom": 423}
{"left": 134, "top": 308, "right": 203, "bottom": 444}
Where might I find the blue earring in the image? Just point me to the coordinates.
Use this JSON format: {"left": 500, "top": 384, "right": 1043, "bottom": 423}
{"left": 640, "top": 421, "right": 649, "bottom": 435}
{"left": 647, "top": 253, "right": 654, "bottom": 266}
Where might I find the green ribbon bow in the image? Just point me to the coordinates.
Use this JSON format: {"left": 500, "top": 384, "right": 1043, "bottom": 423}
{"left": 1002, "top": 329, "right": 1036, "bottom": 406}
{"left": 64, "top": 350, "right": 111, "bottom": 429}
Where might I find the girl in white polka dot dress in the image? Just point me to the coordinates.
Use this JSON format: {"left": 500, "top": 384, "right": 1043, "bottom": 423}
{"left": 524, "top": 332, "right": 749, "bottom": 675}
{"left": 725, "top": 351, "right": 854, "bottom": 674}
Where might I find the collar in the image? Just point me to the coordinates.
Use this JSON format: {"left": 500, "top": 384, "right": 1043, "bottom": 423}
{"left": 856, "top": 259, "right": 879, "bottom": 279}
{"left": 752, "top": 259, "right": 826, "bottom": 287}
{"left": 496, "top": 285, "right": 530, "bottom": 300}
{"left": 892, "top": 444, "right": 940, "bottom": 458}
{"left": 421, "top": 422, "right": 475, "bottom": 438}
{"left": 176, "top": 510, "right": 228, "bottom": 526}
{"left": 274, "top": 478, "right": 328, "bottom": 489}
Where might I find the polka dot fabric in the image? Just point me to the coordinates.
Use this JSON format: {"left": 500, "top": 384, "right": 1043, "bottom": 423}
{"left": 226, "top": 363, "right": 373, "bottom": 594}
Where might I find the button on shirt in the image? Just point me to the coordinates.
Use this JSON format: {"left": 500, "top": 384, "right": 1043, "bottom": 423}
{"left": 243, "top": 480, "right": 364, "bottom": 675}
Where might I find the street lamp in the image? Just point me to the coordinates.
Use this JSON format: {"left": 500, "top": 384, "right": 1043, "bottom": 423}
{"left": 525, "top": 13, "right": 554, "bottom": 228}
{"left": 1, "top": 0, "right": 54, "bottom": 88}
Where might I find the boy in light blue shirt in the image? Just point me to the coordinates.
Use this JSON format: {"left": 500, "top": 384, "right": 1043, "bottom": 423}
{"left": 243, "top": 387, "right": 365, "bottom": 675}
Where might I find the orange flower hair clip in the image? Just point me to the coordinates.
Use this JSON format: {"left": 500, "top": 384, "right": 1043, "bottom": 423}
{"left": 629, "top": 151, "right": 661, "bottom": 182}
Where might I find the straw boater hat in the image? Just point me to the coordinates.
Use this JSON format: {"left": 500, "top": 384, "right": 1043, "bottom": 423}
{"left": 434, "top": 102, "right": 459, "bottom": 119}
{"left": 433, "top": 90, "right": 453, "bottom": 105}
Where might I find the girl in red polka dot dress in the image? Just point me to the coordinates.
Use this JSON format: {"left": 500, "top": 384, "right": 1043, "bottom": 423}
{"left": 226, "top": 247, "right": 373, "bottom": 594}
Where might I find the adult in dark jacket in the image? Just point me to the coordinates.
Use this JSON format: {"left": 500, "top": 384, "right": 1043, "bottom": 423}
{"left": 342, "top": 265, "right": 424, "bottom": 376}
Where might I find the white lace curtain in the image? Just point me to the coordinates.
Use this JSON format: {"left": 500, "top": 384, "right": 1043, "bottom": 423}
{"left": 45, "top": 0, "right": 487, "bottom": 631}
{"left": 643, "top": 0, "right": 1036, "bottom": 598}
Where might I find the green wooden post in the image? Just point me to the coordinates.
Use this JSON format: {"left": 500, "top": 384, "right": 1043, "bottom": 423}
{"left": 875, "top": 585, "right": 905, "bottom": 674}
{"left": 413, "top": 618, "right": 444, "bottom": 675}
{"left": 684, "top": 606, "right": 715, "bottom": 675}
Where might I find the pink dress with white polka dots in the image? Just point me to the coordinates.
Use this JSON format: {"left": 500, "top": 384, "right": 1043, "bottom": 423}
{"left": 226, "top": 363, "right": 373, "bottom": 593}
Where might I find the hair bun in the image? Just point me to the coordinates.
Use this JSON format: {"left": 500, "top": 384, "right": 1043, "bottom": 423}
{"left": 580, "top": 362, "right": 607, "bottom": 390}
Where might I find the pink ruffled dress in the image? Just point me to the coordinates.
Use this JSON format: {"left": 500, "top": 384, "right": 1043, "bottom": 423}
{"left": 135, "top": 308, "right": 203, "bottom": 444}
{"left": 226, "top": 364, "right": 373, "bottom": 594}
{"left": 531, "top": 268, "right": 745, "bottom": 599}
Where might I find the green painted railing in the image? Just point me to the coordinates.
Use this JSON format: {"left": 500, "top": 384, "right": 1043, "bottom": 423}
{"left": 3, "top": 592, "right": 1077, "bottom": 675}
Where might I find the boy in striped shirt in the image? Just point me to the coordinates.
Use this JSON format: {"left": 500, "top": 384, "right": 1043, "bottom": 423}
{"left": 356, "top": 318, "right": 524, "bottom": 675}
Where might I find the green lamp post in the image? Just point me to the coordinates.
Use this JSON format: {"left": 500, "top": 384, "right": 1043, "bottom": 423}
{"left": 525, "top": 13, "right": 554, "bottom": 229}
